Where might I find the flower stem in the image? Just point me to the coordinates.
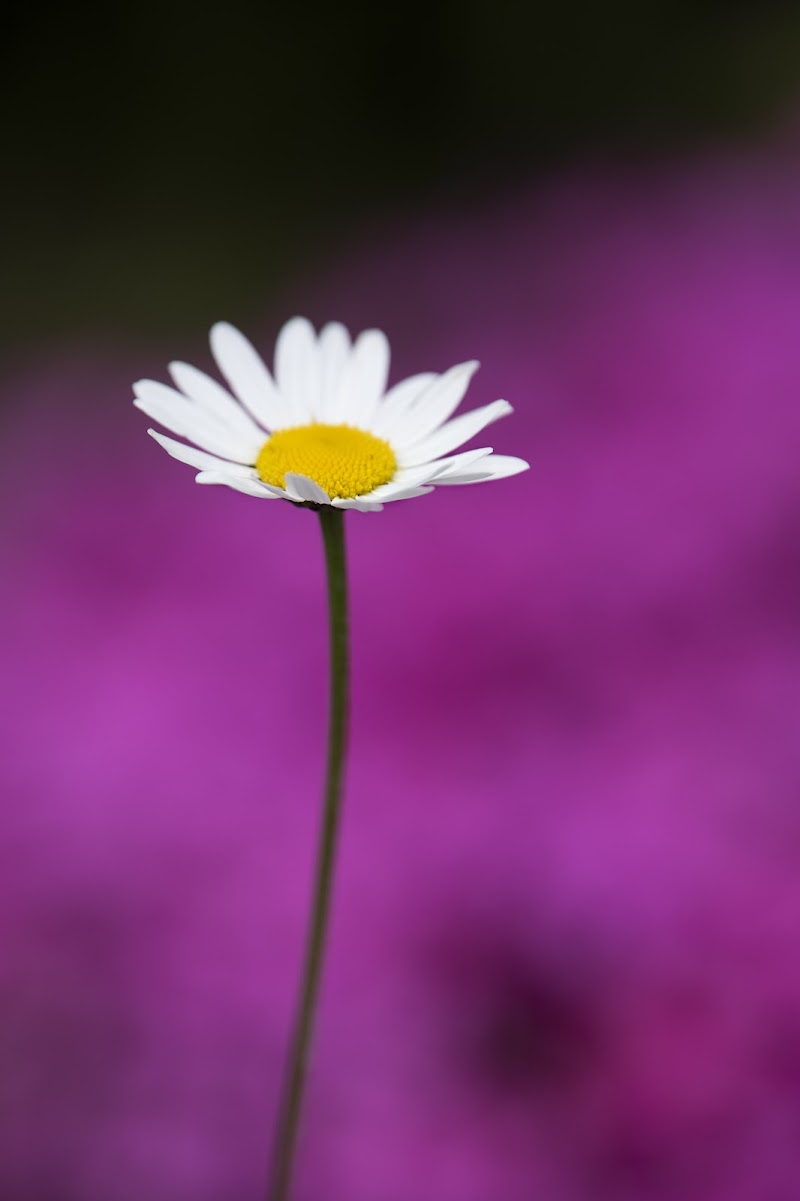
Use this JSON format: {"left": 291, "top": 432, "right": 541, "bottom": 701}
{"left": 266, "top": 507, "right": 350, "bottom": 1201}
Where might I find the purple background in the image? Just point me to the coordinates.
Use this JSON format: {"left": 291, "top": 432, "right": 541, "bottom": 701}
{"left": 2, "top": 145, "right": 800, "bottom": 1199}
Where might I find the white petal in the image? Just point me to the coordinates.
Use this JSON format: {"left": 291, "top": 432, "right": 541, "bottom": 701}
{"left": 275, "top": 317, "right": 321, "bottom": 423}
{"left": 371, "top": 372, "right": 437, "bottom": 439}
{"left": 424, "top": 447, "right": 494, "bottom": 478}
{"left": 210, "top": 322, "right": 292, "bottom": 431}
{"left": 148, "top": 430, "right": 257, "bottom": 477}
{"left": 133, "top": 381, "right": 260, "bottom": 462}
{"left": 331, "top": 497, "right": 384, "bottom": 512}
{"left": 354, "top": 476, "right": 437, "bottom": 500}
{"left": 168, "top": 361, "right": 265, "bottom": 440}
{"left": 398, "top": 400, "right": 513, "bottom": 467}
{"left": 195, "top": 471, "right": 284, "bottom": 498}
{"left": 380, "top": 463, "right": 449, "bottom": 490}
{"left": 432, "top": 454, "right": 529, "bottom": 485}
{"left": 317, "top": 322, "right": 351, "bottom": 422}
{"left": 431, "top": 472, "right": 493, "bottom": 485}
{"left": 376, "top": 485, "right": 434, "bottom": 503}
{"left": 283, "top": 472, "right": 331, "bottom": 504}
{"left": 465, "top": 453, "right": 529, "bottom": 480}
{"left": 389, "top": 361, "right": 479, "bottom": 450}
{"left": 330, "top": 328, "right": 389, "bottom": 425}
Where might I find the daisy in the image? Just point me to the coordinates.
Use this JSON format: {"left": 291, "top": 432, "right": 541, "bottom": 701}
{"left": 133, "top": 314, "right": 528, "bottom": 1201}
{"left": 134, "top": 318, "right": 528, "bottom": 511}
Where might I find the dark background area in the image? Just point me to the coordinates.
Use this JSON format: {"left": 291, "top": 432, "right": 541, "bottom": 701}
{"left": 3, "top": 0, "right": 800, "bottom": 350}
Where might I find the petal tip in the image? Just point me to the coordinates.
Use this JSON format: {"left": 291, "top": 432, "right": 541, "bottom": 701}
{"left": 209, "top": 319, "right": 234, "bottom": 336}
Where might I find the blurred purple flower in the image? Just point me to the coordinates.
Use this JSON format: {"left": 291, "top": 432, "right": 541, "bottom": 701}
{"left": 2, "top": 147, "right": 800, "bottom": 1200}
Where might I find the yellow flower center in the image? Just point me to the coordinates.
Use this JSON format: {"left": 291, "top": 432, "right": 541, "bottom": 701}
{"left": 256, "top": 423, "right": 397, "bottom": 499}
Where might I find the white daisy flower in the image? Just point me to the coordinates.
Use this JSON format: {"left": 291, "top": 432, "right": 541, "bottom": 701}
{"left": 134, "top": 318, "right": 529, "bottom": 512}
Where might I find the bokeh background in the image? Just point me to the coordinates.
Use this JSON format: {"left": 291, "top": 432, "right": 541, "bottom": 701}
{"left": 3, "top": 3, "right": 800, "bottom": 1198}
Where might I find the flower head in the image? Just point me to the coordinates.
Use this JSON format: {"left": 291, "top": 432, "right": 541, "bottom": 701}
{"left": 134, "top": 319, "right": 528, "bottom": 511}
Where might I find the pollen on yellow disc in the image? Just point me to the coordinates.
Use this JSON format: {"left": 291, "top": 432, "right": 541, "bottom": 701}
{"left": 255, "top": 423, "right": 397, "bottom": 499}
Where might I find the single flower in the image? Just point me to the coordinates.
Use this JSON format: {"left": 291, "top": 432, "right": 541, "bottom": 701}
{"left": 134, "top": 318, "right": 528, "bottom": 511}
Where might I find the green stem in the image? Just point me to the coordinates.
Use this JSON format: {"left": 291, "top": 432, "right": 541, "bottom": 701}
{"left": 266, "top": 507, "right": 350, "bottom": 1201}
